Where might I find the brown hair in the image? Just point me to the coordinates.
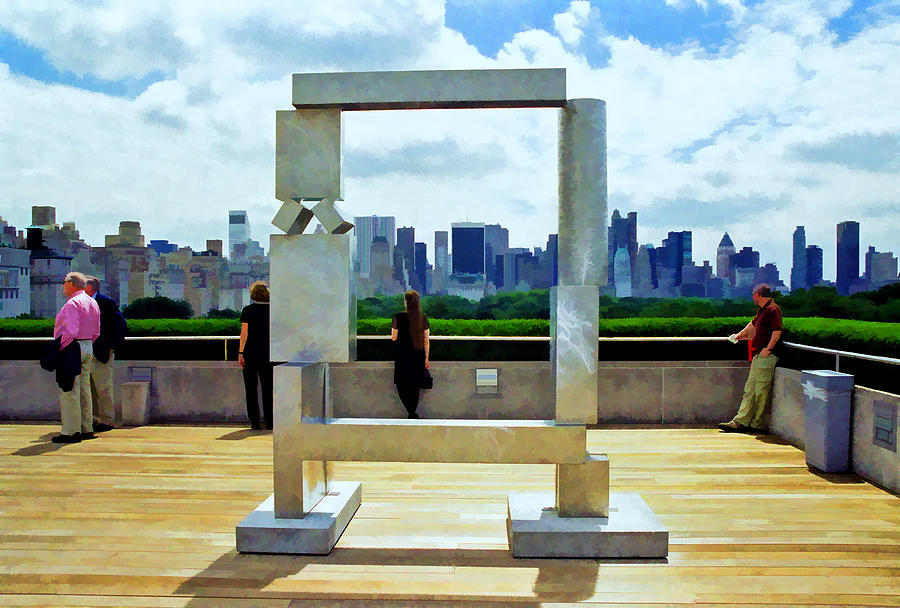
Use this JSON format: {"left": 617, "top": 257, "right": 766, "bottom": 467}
{"left": 404, "top": 290, "right": 425, "bottom": 349}
{"left": 249, "top": 281, "right": 270, "bottom": 302}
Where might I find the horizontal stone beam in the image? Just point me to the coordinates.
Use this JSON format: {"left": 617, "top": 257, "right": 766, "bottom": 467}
{"left": 292, "top": 69, "right": 566, "bottom": 110}
{"left": 296, "top": 418, "right": 585, "bottom": 464}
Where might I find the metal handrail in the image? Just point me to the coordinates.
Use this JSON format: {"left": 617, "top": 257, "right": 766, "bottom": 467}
{"left": 3, "top": 335, "right": 897, "bottom": 371}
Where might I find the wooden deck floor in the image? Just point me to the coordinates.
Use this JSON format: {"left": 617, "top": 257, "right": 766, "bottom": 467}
{"left": 1, "top": 423, "right": 898, "bottom": 607}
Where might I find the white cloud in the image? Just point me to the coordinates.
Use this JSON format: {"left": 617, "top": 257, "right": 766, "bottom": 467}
{"left": 0, "top": 0, "right": 898, "bottom": 282}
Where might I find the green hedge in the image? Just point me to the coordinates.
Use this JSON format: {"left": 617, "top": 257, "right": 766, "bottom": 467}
{"left": 3, "top": 317, "right": 897, "bottom": 357}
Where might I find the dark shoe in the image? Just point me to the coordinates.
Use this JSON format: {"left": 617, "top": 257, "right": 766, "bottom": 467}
{"left": 265, "top": 424, "right": 273, "bottom": 430}
{"left": 407, "top": 412, "right": 420, "bottom": 419}
{"left": 93, "top": 422, "right": 114, "bottom": 433}
{"left": 51, "top": 433, "right": 81, "bottom": 444}
{"left": 250, "top": 422, "right": 261, "bottom": 430}
{"left": 78, "top": 432, "right": 96, "bottom": 440}
{"left": 718, "top": 421, "right": 746, "bottom": 432}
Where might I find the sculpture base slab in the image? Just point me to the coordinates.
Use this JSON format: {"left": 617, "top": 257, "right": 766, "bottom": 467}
{"left": 506, "top": 492, "right": 668, "bottom": 558}
{"left": 236, "top": 481, "right": 361, "bottom": 554}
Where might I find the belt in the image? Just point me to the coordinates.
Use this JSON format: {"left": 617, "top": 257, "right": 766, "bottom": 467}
{"left": 76, "top": 338, "right": 93, "bottom": 342}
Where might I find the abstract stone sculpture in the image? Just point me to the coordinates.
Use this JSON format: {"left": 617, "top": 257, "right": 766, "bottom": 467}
{"left": 238, "top": 68, "right": 668, "bottom": 558}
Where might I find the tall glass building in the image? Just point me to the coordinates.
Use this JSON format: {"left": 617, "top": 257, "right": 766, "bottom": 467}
{"left": 451, "top": 222, "right": 485, "bottom": 276}
{"left": 836, "top": 221, "right": 859, "bottom": 296}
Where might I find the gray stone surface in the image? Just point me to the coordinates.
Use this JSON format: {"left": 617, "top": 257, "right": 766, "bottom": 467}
{"left": 551, "top": 286, "right": 599, "bottom": 424}
{"left": 556, "top": 453, "right": 609, "bottom": 517}
{"left": 328, "top": 361, "right": 553, "bottom": 420}
{"left": 597, "top": 368, "right": 663, "bottom": 423}
{"left": 662, "top": 366, "right": 747, "bottom": 424}
{"left": 558, "top": 98, "right": 607, "bottom": 287}
{"left": 270, "top": 234, "right": 355, "bottom": 363}
{"left": 0, "top": 360, "right": 758, "bottom": 425}
{"left": 771, "top": 367, "right": 805, "bottom": 448}
{"left": 507, "top": 492, "right": 668, "bottom": 558}
{"left": 274, "top": 363, "right": 329, "bottom": 518}
{"left": 311, "top": 198, "right": 353, "bottom": 234}
{"left": 852, "top": 386, "right": 900, "bottom": 494}
{"left": 297, "top": 418, "right": 586, "bottom": 464}
{"left": 120, "top": 382, "right": 149, "bottom": 426}
{"left": 292, "top": 68, "right": 566, "bottom": 110}
{"left": 236, "top": 482, "right": 361, "bottom": 554}
{"left": 271, "top": 199, "right": 313, "bottom": 235}
{"left": 802, "top": 370, "right": 854, "bottom": 473}
{"left": 275, "top": 109, "right": 343, "bottom": 202}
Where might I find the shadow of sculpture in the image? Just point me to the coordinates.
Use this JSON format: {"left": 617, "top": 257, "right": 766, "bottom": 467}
{"left": 173, "top": 546, "right": 604, "bottom": 605}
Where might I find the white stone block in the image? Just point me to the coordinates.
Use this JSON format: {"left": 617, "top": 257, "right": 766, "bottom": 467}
{"left": 556, "top": 453, "right": 609, "bottom": 517}
{"left": 272, "top": 199, "right": 314, "bottom": 235}
{"left": 275, "top": 109, "right": 342, "bottom": 202}
{"left": 236, "top": 482, "right": 361, "bottom": 554}
{"left": 311, "top": 198, "right": 353, "bottom": 234}
{"left": 507, "top": 492, "right": 668, "bottom": 558}
{"left": 558, "top": 99, "right": 607, "bottom": 286}
{"left": 120, "top": 381, "right": 149, "bottom": 426}
{"left": 296, "top": 418, "right": 586, "bottom": 464}
{"left": 292, "top": 68, "right": 566, "bottom": 110}
{"left": 270, "top": 234, "right": 356, "bottom": 363}
{"left": 273, "top": 363, "right": 329, "bottom": 518}
{"left": 551, "top": 286, "right": 599, "bottom": 424}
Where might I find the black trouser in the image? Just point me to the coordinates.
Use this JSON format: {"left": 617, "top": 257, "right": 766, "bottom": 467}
{"left": 396, "top": 382, "right": 420, "bottom": 417}
{"left": 242, "top": 360, "right": 274, "bottom": 429}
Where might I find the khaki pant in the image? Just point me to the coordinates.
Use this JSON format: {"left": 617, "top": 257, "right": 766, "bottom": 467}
{"left": 59, "top": 341, "right": 94, "bottom": 435}
{"left": 732, "top": 353, "right": 778, "bottom": 428}
{"left": 91, "top": 351, "right": 115, "bottom": 426}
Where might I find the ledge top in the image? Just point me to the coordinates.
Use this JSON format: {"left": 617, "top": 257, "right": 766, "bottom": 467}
{"left": 292, "top": 68, "right": 566, "bottom": 110}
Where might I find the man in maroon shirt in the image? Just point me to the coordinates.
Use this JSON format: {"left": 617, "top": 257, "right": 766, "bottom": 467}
{"left": 719, "top": 284, "right": 783, "bottom": 432}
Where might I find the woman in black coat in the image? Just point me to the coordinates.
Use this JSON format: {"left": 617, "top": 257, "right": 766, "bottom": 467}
{"left": 238, "top": 281, "right": 273, "bottom": 430}
{"left": 391, "top": 290, "right": 430, "bottom": 419}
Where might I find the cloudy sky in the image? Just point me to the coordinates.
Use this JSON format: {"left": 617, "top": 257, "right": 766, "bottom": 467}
{"left": 1, "top": 0, "right": 898, "bottom": 282}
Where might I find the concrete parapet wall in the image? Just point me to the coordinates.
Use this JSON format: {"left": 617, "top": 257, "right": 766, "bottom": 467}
{"left": 770, "top": 368, "right": 900, "bottom": 494}
{"left": 0, "top": 360, "right": 749, "bottom": 425}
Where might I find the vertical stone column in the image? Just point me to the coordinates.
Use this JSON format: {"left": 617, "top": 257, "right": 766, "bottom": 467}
{"left": 553, "top": 98, "right": 607, "bottom": 512}
{"left": 558, "top": 98, "right": 607, "bottom": 287}
{"left": 273, "top": 363, "right": 328, "bottom": 518}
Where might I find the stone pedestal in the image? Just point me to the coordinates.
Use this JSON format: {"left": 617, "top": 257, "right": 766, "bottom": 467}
{"left": 236, "top": 482, "right": 361, "bottom": 554}
{"left": 802, "top": 370, "right": 854, "bottom": 472}
{"left": 507, "top": 492, "right": 668, "bottom": 558}
{"left": 120, "top": 381, "right": 149, "bottom": 426}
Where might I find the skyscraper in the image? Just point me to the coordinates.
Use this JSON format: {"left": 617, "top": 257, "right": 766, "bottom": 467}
{"left": 836, "top": 220, "right": 859, "bottom": 295}
{"left": 395, "top": 227, "right": 416, "bottom": 290}
{"left": 659, "top": 230, "right": 691, "bottom": 286}
{"left": 613, "top": 247, "right": 632, "bottom": 297}
{"left": 451, "top": 222, "right": 485, "bottom": 275}
{"left": 228, "top": 211, "right": 250, "bottom": 260}
{"left": 433, "top": 231, "right": 449, "bottom": 294}
{"left": 790, "top": 226, "right": 807, "bottom": 291}
{"left": 484, "top": 224, "right": 509, "bottom": 287}
{"left": 806, "top": 245, "right": 823, "bottom": 287}
{"left": 414, "top": 242, "right": 427, "bottom": 294}
{"left": 607, "top": 210, "right": 637, "bottom": 287}
{"left": 546, "top": 234, "right": 559, "bottom": 287}
{"left": 716, "top": 232, "right": 735, "bottom": 280}
{"left": 354, "top": 215, "right": 395, "bottom": 277}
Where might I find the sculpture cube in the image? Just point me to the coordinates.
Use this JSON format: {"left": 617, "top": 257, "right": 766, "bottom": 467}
{"left": 276, "top": 109, "right": 343, "bottom": 202}
{"left": 556, "top": 453, "right": 609, "bottom": 517}
{"left": 272, "top": 199, "right": 314, "bottom": 235}
{"left": 551, "top": 285, "right": 599, "bottom": 424}
{"left": 270, "top": 234, "right": 357, "bottom": 363}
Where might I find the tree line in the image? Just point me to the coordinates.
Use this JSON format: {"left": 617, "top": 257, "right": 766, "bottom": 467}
{"left": 44, "top": 283, "right": 893, "bottom": 322}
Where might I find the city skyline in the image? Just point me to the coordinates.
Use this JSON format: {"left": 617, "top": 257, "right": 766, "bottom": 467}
{"left": 2, "top": 204, "right": 893, "bottom": 286}
{"left": 2, "top": 1, "right": 898, "bottom": 289}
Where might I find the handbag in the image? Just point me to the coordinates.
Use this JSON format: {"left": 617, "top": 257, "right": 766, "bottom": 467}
{"left": 420, "top": 368, "right": 433, "bottom": 390}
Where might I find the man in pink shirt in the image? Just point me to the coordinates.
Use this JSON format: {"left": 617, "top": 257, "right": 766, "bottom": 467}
{"left": 52, "top": 272, "right": 101, "bottom": 443}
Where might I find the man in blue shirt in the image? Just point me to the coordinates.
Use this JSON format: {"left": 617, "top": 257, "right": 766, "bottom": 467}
{"left": 84, "top": 276, "right": 127, "bottom": 432}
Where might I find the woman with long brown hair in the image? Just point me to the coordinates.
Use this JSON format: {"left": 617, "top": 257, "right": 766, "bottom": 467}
{"left": 390, "top": 290, "right": 430, "bottom": 418}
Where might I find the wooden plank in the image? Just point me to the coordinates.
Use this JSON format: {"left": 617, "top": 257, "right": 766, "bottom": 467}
{"left": 1, "top": 424, "right": 899, "bottom": 606}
